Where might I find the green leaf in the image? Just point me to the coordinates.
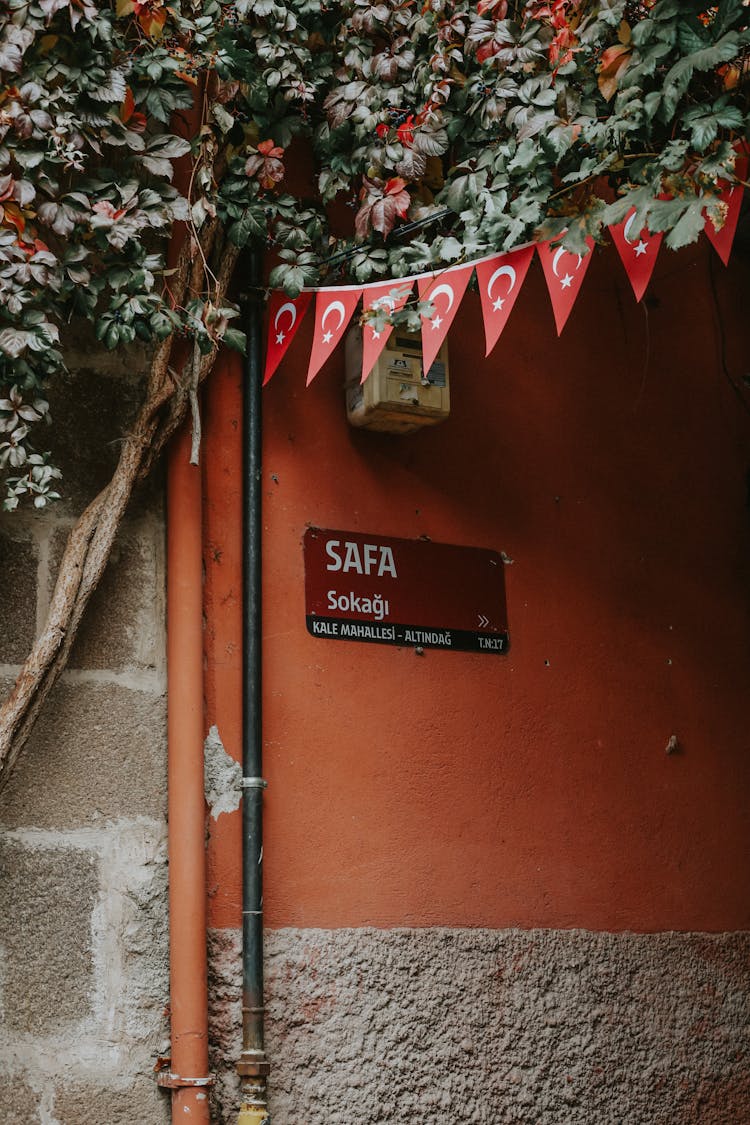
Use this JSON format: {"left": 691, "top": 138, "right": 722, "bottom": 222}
{"left": 444, "top": 171, "right": 486, "bottom": 213}
{"left": 715, "top": 0, "right": 745, "bottom": 36}
{"left": 0, "top": 328, "right": 31, "bottom": 358}
{"left": 141, "top": 87, "right": 177, "bottom": 124}
{"left": 507, "top": 138, "right": 542, "bottom": 173}
{"left": 664, "top": 199, "right": 706, "bottom": 249}
{"left": 228, "top": 206, "right": 266, "bottom": 248}
{"left": 677, "top": 23, "right": 707, "bottom": 57}
{"left": 684, "top": 112, "right": 718, "bottom": 150}
{"left": 146, "top": 135, "right": 192, "bottom": 159}
{"left": 150, "top": 311, "right": 176, "bottom": 340}
{"left": 660, "top": 32, "right": 744, "bottom": 120}
{"left": 439, "top": 236, "right": 464, "bottom": 262}
{"left": 268, "top": 260, "right": 318, "bottom": 296}
{"left": 213, "top": 104, "right": 235, "bottom": 133}
{"left": 714, "top": 105, "right": 744, "bottom": 130}
{"left": 141, "top": 155, "right": 174, "bottom": 178}
{"left": 222, "top": 328, "right": 247, "bottom": 354}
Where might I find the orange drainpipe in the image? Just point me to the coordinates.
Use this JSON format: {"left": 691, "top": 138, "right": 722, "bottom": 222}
{"left": 161, "top": 419, "right": 212, "bottom": 1121}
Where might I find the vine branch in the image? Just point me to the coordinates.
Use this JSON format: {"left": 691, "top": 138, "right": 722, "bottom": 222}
{"left": 0, "top": 228, "right": 240, "bottom": 791}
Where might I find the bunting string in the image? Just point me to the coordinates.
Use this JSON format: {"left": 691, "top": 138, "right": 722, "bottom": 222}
{"left": 261, "top": 199, "right": 745, "bottom": 387}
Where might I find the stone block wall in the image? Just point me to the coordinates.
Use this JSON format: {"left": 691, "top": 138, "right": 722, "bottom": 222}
{"left": 0, "top": 338, "right": 171, "bottom": 1124}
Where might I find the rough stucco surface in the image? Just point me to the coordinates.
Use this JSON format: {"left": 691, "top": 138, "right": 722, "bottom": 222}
{"left": 209, "top": 927, "right": 750, "bottom": 1125}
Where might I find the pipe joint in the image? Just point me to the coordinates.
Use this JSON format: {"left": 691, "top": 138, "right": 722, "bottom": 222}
{"left": 237, "top": 1105, "right": 270, "bottom": 1125}
{"left": 237, "top": 1049, "right": 271, "bottom": 1078}
{"left": 242, "top": 777, "right": 268, "bottom": 790}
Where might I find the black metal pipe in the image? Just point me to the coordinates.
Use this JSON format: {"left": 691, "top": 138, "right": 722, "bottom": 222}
{"left": 237, "top": 248, "right": 270, "bottom": 1117}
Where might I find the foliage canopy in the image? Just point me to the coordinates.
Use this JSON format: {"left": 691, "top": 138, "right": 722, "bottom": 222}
{"left": 1, "top": 0, "right": 749, "bottom": 508}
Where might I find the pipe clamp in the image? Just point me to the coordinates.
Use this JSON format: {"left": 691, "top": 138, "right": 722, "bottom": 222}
{"left": 156, "top": 1071, "right": 215, "bottom": 1090}
{"left": 242, "top": 777, "right": 268, "bottom": 789}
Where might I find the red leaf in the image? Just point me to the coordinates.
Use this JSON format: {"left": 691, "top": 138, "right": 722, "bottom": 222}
{"left": 476, "top": 41, "right": 499, "bottom": 64}
{"left": 598, "top": 43, "right": 632, "bottom": 100}
{"left": 477, "top": 0, "right": 507, "bottom": 15}
{"left": 1, "top": 202, "right": 25, "bottom": 235}
{"left": 0, "top": 174, "right": 15, "bottom": 203}
{"left": 121, "top": 87, "right": 135, "bottom": 122}
{"left": 120, "top": 86, "right": 147, "bottom": 132}
{"left": 384, "top": 177, "right": 407, "bottom": 196}
{"left": 356, "top": 176, "right": 411, "bottom": 239}
{"left": 245, "top": 141, "right": 285, "bottom": 190}
{"left": 396, "top": 115, "right": 415, "bottom": 147}
{"left": 257, "top": 139, "right": 284, "bottom": 158}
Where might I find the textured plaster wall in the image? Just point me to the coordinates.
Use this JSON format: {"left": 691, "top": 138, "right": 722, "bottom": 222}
{"left": 0, "top": 337, "right": 171, "bottom": 1123}
{"left": 207, "top": 927, "right": 750, "bottom": 1125}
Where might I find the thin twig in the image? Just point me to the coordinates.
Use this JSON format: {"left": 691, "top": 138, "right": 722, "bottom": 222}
{"left": 189, "top": 337, "right": 202, "bottom": 465}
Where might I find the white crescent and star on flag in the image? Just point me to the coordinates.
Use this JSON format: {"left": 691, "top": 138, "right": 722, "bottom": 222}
{"left": 486, "top": 264, "right": 516, "bottom": 312}
{"left": 320, "top": 299, "right": 346, "bottom": 344}
{"left": 475, "top": 248, "right": 534, "bottom": 355}
{"left": 426, "top": 283, "right": 455, "bottom": 330}
{"left": 623, "top": 211, "right": 648, "bottom": 257}
{"left": 609, "top": 212, "right": 663, "bottom": 303}
{"left": 274, "top": 301, "right": 297, "bottom": 345}
{"left": 551, "top": 247, "right": 583, "bottom": 290}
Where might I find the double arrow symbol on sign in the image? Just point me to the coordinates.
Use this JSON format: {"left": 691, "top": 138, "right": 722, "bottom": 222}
{"left": 477, "top": 614, "right": 490, "bottom": 628}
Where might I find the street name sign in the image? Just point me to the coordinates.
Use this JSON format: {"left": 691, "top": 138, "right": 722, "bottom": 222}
{"left": 304, "top": 527, "right": 509, "bottom": 654}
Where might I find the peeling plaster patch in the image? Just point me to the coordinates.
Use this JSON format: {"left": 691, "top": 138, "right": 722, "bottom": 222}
{"left": 204, "top": 726, "right": 242, "bottom": 819}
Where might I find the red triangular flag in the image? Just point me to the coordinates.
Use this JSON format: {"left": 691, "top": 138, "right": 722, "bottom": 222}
{"left": 263, "top": 291, "right": 312, "bottom": 385}
{"left": 537, "top": 237, "right": 595, "bottom": 335}
{"left": 417, "top": 265, "right": 473, "bottom": 373}
{"left": 609, "top": 210, "right": 663, "bottom": 302}
{"left": 704, "top": 157, "right": 747, "bottom": 266}
{"left": 475, "top": 246, "right": 535, "bottom": 356}
{"left": 361, "top": 279, "right": 414, "bottom": 383}
{"left": 306, "top": 287, "right": 361, "bottom": 386}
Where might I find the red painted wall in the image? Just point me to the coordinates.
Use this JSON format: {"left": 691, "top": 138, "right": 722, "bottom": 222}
{"left": 204, "top": 241, "right": 750, "bottom": 934}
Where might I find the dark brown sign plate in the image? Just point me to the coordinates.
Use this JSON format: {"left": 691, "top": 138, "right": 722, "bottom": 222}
{"left": 304, "top": 527, "right": 509, "bottom": 654}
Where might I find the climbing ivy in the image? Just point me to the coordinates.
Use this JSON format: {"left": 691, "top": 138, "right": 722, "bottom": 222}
{"left": 1, "top": 0, "right": 749, "bottom": 507}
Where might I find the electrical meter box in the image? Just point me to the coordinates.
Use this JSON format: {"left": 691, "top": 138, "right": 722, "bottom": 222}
{"left": 344, "top": 325, "right": 450, "bottom": 434}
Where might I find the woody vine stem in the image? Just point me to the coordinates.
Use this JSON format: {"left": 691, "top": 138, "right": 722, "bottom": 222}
{"left": 0, "top": 216, "right": 238, "bottom": 786}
